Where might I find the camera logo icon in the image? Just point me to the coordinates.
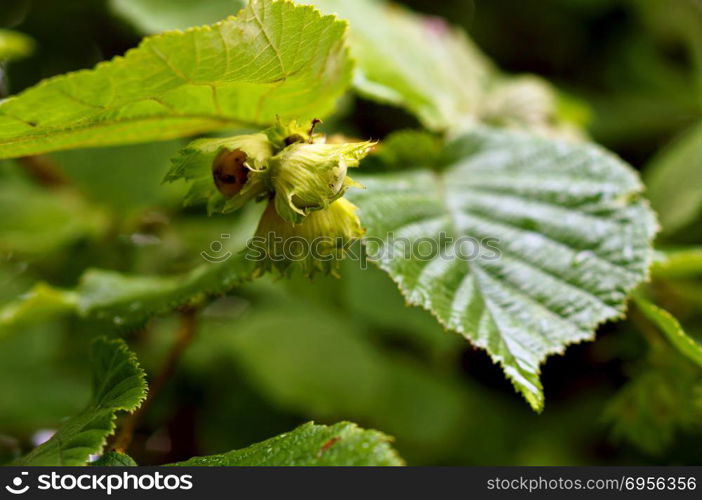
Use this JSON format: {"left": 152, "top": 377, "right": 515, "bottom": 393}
{"left": 5, "top": 472, "right": 29, "bottom": 495}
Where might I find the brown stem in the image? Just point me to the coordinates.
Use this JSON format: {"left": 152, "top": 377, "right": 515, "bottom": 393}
{"left": 17, "top": 155, "right": 69, "bottom": 188}
{"left": 113, "top": 309, "right": 198, "bottom": 454}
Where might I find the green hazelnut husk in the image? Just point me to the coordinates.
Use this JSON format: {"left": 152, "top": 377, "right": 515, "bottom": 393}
{"left": 267, "top": 141, "right": 374, "bottom": 224}
{"left": 266, "top": 117, "right": 322, "bottom": 151}
{"left": 196, "top": 133, "right": 273, "bottom": 214}
{"left": 250, "top": 197, "right": 365, "bottom": 277}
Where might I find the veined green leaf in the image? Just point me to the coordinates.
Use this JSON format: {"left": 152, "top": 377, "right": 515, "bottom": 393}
{"left": 15, "top": 338, "right": 147, "bottom": 466}
{"left": 0, "top": 29, "right": 35, "bottom": 62}
{"left": 170, "top": 421, "right": 403, "bottom": 466}
{"left": 306, "top": 0, "right": 492, "bottom": 131}
{"left": 0, "top": 0, "right": 352, "bottom": 159}
{"left": 349, "top": 127, "right": 656, "bottom": 411}
{"left": 634, "top": 296, "right": 702, "bottom": 370}
{"left": 111, "top": 0, "right": 246, "bottom": 34}
{"left": 109, "top": 0, "right": 581, "bottom": 136}
{"left": 645, "top": 121, "right": 702, "bottom": 234}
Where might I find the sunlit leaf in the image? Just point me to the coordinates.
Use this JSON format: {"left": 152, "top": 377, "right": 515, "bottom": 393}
{"left": 349, "top": 127, "right": 656, "bottom": 410}
{"left": 0, "top": 0, "right": 351, "bottom": 158}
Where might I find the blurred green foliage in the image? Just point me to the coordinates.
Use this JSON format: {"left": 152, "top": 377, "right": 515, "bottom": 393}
{"left": 0, "top": 0, "right": 701, "bottom": 466}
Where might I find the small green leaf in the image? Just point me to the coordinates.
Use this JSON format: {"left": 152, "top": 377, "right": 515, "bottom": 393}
{"left": 645, "top": 121, "right": 702, "bottom": 234}
{"left": 78, "top": 252, "right": 255, "bottom": 325}
{"left": 91, "top": 451, "right": 138, "bottom": 466}
{"left": 1, "top": 251, "right": 256, "bottom": 329}
{"left": 111, "top": 0, "right": 246, "bottom": 33}
{"left": 634, "top": 296, "right": 702, "bottom": 370}
{"left": 170, "top": 421, "right": 403, "bottom": 466}
{"left": 0, "top": 29, "right": 35, "bottom": 62}
{"left": 349, "top": 127, "right": 656, "bottom": 410}
{"left": 0, "top": 0, "right": 352, "bottom": 158}
{"left": 16, "top": 338, "right": 147, "bottom": 466}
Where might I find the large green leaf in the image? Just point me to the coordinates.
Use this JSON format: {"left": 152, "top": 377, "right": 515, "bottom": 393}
{"left": 645, "top": 121, "right": 702, "bottom": 234}
{"left": 171, "top": 421, "right": 403, "bottom": 466}
{"left": 349, "top": 127, "right": 656, "bottom": 411}
{"left": 111, "top": 0, "right": 246, "bottom": 33}
{"left": 16, "top": 337, "right": 147, "bottom": 466}
{"left": 0, "top": 0, "right": 351, "bottom": 159}
{"left": 113, "top": 0, "right": 485, "bottom": 130}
